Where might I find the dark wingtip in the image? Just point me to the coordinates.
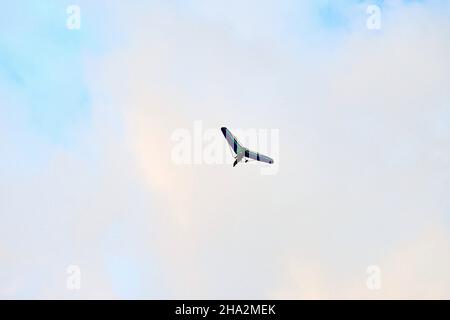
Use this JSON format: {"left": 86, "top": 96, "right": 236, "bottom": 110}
{"left": 221, "top": 127, "right": 227, "bottom": 135}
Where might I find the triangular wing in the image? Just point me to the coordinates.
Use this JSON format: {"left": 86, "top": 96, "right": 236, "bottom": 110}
{"left": 221, "top": 127, "right": 243, "bottom": 155}
{"left": 244, "top": 149, "right": 274, "bottom": 164}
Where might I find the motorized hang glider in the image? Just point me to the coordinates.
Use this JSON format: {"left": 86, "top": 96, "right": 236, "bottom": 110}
{"left": 221, "top": 127, "right": 274, "bottom": 167}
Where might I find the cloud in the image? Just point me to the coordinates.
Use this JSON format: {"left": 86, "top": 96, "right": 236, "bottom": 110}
{"left": 272, "top": 225, "right": 450, "bottom": 299}
{"left": 0, "top": 0, "right": 449, "bottom": 298}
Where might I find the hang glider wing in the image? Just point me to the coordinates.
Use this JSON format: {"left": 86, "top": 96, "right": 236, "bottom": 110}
{"left": 221, "top": 127, "right": 243, "bottom": 155}
{"left": 221, "top": 126, "right": 274, "bottom": 166}
{"left": 244, "top": 149, "right": 274, "bottom": 164}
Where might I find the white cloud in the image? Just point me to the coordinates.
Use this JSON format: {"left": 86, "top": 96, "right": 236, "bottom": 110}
{"left": 0, "top": 1, "right": 449, "bottom": 298}
{"left": 272, "top": 225, "right": 450, "bottom": 299}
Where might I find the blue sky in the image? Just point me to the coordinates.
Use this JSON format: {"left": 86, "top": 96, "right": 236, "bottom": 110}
{"left": 0, "top": 0, "right": 441, "bottom": 145}
{"left": 0, "top": 0, "right": 449, "bottom": 299}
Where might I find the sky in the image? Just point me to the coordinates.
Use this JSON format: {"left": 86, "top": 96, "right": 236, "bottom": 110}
{"left": 0, "top": 0, "right": 449, "bottom": 299}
